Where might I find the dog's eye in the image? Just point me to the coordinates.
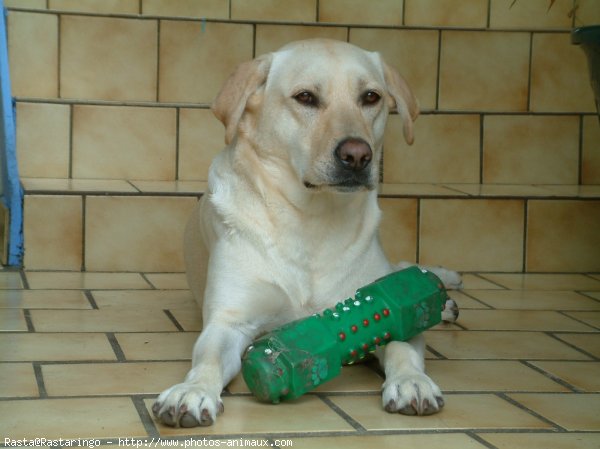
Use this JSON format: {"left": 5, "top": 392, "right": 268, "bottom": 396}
{"left": 361, "top": 90, "right": 381, "bottom": 106}
{"left": 294, "top": 91, "right": 319, "bottom": 107}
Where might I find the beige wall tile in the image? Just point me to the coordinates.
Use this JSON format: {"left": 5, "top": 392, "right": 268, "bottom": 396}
{"left": 72, "top": 105, "right": 176, "bottom": 180}
{"left": 405, "top": 0, "right": 488, "bottom": 27}
{"left": 531, "top": 33, "right": 596, "bottom": 112}
{"left": 5, "top": 0, "right": 46, "bottom": 8}
{"left": 420, "top": 199, "right": 524, "bottom": 272}
{"left": 143, "top": 0, "right": 229, "bottom": 18}
{"left": 23, "top": 195, "right": 82, "bottom": 270}
{"left": 8, "top": 12, "right": 58, "bottom": 98}
{"left": 489, "top": 0, "right": 573, "bottom": 29}
{"left": 350, "top": 28, "right": 438, "bottom": 110}
{"left": 141, "top": 0, "right": 229, "bottom": 19}
{"left": 319, "top": 0, "right": 403, "bottom": 26}
{"left": 439, "top": 31, "right": 529, "bottom": 111}
{"left": 178, "top": 108, "right": 224, "bottom": 181}
{"left": 85, "top": 196, "right": 197, "bottom": 272}
{"left": 159, "top": 21, "right": 253, "bottom": 103}
{"left": 60, "top": 16, "right": 157, "bottom": 101}
{"left": 232, "top": 0, "right": 317, "bottom": 21}
{"left": 527, "top": 200, "right": 600, "bottom": 272}
{"left": 0, "top": 398, "right": 146, "bottom": 439}
{"left": 582, "top": 116, "right": 600, "bottom": 184}
{"left": 16, "top": 102, "right": 70, "bottom": 178}
{"left": 378, "top": 198, "right": 417, "bottom": 264}
{"left": 575, "top": 0, "right": 600, "bottom": 26}
{"left": 49, "top": 0, "right": 140, "bottom": 13}
{"left": 255, "top": 24, "right": 347, "bottom": 56}
{"left": 383, "top": 114, "right": 480, "bottom": 183}
{"left": 483, "top": 115, "right": 579, "bottom": 184}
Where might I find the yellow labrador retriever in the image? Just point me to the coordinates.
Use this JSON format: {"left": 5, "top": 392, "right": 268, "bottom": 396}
{"left": 153, "top": 39, "right": 461, "bottom": 428}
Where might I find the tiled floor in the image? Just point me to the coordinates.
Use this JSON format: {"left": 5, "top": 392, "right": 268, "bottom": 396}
{"left": 1, "top": 270, "right": 599, "bottom": 448}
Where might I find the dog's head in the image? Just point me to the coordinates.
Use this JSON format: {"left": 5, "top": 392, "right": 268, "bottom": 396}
{"left": 212, "top": 39, "right": 418, "bottom": 193}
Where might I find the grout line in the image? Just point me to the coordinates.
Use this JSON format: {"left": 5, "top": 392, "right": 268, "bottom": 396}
{"left": 140, "top": 272, "right": 157, "bottom": 289}
{"left": 106, "top": 332, "right": 127, "bottom": 362}
{"left": 23, "top": 309, "right": 35, "bottom": 332}
{"left": 81, "top": 195, "right": 86, "bottom": 271}
{"left": 526, "top": 32, "right": 533, "bottom": 111}
{"left": 84, "top": 290, "right": 99, "bottom": 309}
{"left": 19, "top": 270, "right": 31, "bottom": 289}
{"left": 479, "top": 114, "right": 484, "bottom": 183}
{"left": 155, "top": 19, "right": 161, "bottom": 103}
{"left": 32, "top": 362, "right": 48, "bottom": 398}
{"left": 577, "top": 115, "right": 583, "bottom": 185}
{"left": 131, "top": 395, "right": 162, "bottom": 439}
{"left": 317, "top": 395, "right": 367, "bottom": 433}
{"left": 435, "top": 30, "right": 442, "bottom": 110}
{"left": 163, "top": 310, "right": 186, "bottom": 332}
{"left": 467, "top": 431, "right": 500, "bottom": 449}
{"left": 522, "top": 199, "right": 528, "bottom": 272}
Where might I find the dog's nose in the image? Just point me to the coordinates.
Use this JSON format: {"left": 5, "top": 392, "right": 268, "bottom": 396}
{"left": 335, "top": 138, "right": 372, "bottom": 171}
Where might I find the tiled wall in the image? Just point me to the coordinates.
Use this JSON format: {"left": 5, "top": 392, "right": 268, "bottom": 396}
{"left": 6, "top": 0, "right": 600, "bottom": 273}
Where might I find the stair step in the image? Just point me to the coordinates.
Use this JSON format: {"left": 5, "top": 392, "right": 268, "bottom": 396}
{"left": 21, "top": 178, "right": 600, "bottom": 274}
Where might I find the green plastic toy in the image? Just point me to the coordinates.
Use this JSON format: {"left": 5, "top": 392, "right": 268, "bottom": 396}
{"left": 242, "top": 266, "right": 450, "bottom": 403}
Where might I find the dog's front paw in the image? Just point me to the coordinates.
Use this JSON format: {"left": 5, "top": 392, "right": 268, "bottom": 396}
{"left": 152, "top": 383, "right": 224, "bottom": 428}
{"left": 428, "top": 267, "right": 463, "bottom": 290}
{"left": 382, "top": 373, "right": 444, "bottom": 416}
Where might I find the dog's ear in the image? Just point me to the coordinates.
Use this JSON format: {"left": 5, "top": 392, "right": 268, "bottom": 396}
{"left": 212, "top": 54, "right": 273, "bottom": 145}
{"left": 381, "top": 60, "right": 419, "bottom": 145}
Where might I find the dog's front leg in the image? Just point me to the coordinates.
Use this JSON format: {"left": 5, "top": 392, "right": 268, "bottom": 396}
{"left": 376, "top": 334, "right": 444, "bottom": 416}
{"left": 152, "top": 321, "right": 252, "bottom": 427}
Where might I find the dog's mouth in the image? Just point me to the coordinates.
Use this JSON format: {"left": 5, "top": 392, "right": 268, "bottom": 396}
{"left": 303, "top": 178, "right": 374, "bottom": 192}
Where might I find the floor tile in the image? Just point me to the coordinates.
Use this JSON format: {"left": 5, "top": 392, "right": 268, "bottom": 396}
{"left": 329, "top": 394, "right": 551, "bottom": 430}
{"left": 291, "top": 433, "right": 488, "bottom": 449}
{"left": 445, "top": 291, "right": 491, "bottom": 309}
{"left": 508, "top": 393, "right": 600, "bottom": 430}
{"left": 563, "top": 311, "right": 600, "bottom": 328}
{"left": 0, "top": 333, "right": 116, "bottom": 361}
{"left": 144, "top": 273, "right": 189, "bottom": 290}
{"left": 531, "top": 361, "right": 600, "bottom": 392}
{"left": 0, "top": 290, "right": 92, "bottom": 309}
{"left": 427, "top": 360, "right": 569, "bottom": 392}
{"left": 168, "top": 307, "right": 202, "bottom": 331}
{"left": 459, "top": 274, "right": 506, "bottom": 290}
{"left": 464, "top": 289, "right": 600, "bottom": 310}
{"left": 31, "top": 309, "right": 178, "bottom": 332}
{"left": 228, "top": 364, "right": 384, "bottom": 395}
{"left": 478, "top": 432, "right": 600, "bottom": 449}
{"left": 0, "top": 363, "right": 38, "bottom": 397}
{"left": 25, "top": 272, "right": 151, "bottom": 290}
{"left": 555, "top": 333, "right": 600, "bottom": 358}
{"left": 425, "top": 331, "right": 591, "bottom": 360}
{"left": 458, "top": 310, "right": 593, "bottom": 331}
{"left": 378, "top": 183, "right": 462, "bottom": 197}
{"left": 0, "top": 309, "right": 28, "bottom": 331}
{"left": 115, "top": 332, "right": 199, "bottom": 361}
{"left": 92, "top": 290, "right": 195, "bottom": 309}
{"left": 129, "top": 180, "right": 207, "bottom": 194}
{"left": 21, "top": 178, "right": 138, "bottom": 193}
{"left": 147, "top": 396, "right": 354, "bottom": 436}
{"left": 43, "top": 362, "right": 189, "bottom": 396}
{"left": 0, "top": 271, "right": 24, "bottom": 289}
{"left": 479, "top": 273, "right": 600, "bottom": 291}
{"left": 0, "top": 398, "right": 147, "bottom": 439}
